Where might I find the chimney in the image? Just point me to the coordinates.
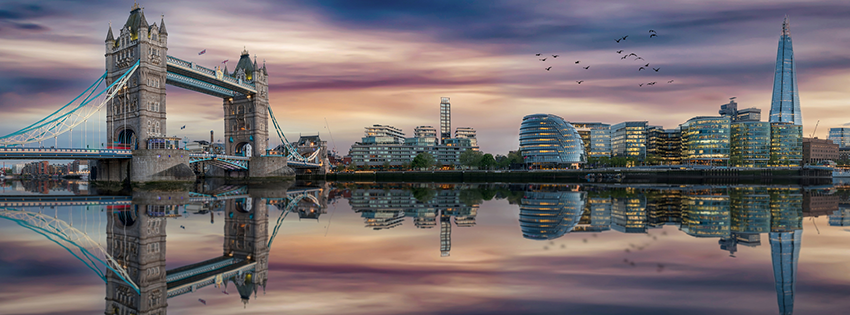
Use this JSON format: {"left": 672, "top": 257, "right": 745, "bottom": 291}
{"left": 210, "top": 130, "right": 214, "bottom": 144}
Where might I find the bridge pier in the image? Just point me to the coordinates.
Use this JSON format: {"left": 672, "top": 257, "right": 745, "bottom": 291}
{"left": 91, "top": 159, "right": 131, "bottom": 186}
{"left": 132, "top": 149, "right": 196, "bottom": 183}
{"left": 248, "top": 156, "right": 295, "bottom": 179}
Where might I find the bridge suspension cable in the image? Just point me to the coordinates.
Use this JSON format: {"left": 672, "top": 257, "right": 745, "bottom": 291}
{"left": 0, "top": 207, "right": 140, "bottom": 294}
{"left": 267, "top": 106, "right": 322, "bottom": 163}
{"left": 0, "top": 61, "right": 140, "bottom": 147}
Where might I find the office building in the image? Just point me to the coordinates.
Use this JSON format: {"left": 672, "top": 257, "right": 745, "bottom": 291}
{"left": 769, "top": 122, "right": 802, "bottom": 166}
{"left": 802, "top": 137, "right": 838, "bottom": 165}
{"left": 646, "top": 127, "right": 682, "bottom": 164}
{"left": 611, "top": 121, "right": 647, "bottom": 159}
{"left": 769, "top": 17, "right": 802, "bottom": 126}
{"left": 571, "top": 122, "right": 611, "bottom": 158}
{"left": 440, "top": 97, "right": 451, "bottom": 144}
{"left": 829, "top": 209, "right": 850, "bottom": 226}
{"left": 454, "top": 127, "right": 477, "bottom": 147}
{"left": 828, "top": 127, "right": 850, "bottom": 148}
{"left": 680, "top": 116, "right": 731, "bottom": 165}
{"left": 519, "top": 114, "right": 586, "bottom": 168}
{"left": 719, "top": 97, "right": 762, "bottom": 122}
{"left": 731, "top": 121, "right": 770, "bottom": 167}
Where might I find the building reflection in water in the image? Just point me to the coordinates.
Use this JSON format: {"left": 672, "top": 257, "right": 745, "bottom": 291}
{"left": 518, "top": 185, "right": 585, "bottom": 240}
{"left": 347, "top": 184, "right": 479, "bottom": 257}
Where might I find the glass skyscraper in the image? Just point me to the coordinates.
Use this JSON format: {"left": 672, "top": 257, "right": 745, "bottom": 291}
{"left": 680, "top": 116, "right": 731, "bottom": 165}
{"left": 731, "top": 121, "right": 770, "bottom": 167}
{"left": 828, "top": 127, "right": 850, "bottom": 148}
{"left": 769, "top": 17, "right": 802, "bottom": 126}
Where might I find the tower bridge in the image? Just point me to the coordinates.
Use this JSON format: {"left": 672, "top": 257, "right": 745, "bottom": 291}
{"left": 0, "top": 2, "right": 328, "bottom": 182}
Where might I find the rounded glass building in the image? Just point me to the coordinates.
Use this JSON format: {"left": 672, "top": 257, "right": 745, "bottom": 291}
{"left": 519, "top": 190, "right": 586, "bottom": 240}
{"left": 519, "top": 114, "right": 586, "bottom": 168}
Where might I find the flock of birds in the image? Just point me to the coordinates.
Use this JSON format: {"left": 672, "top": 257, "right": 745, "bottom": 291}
{"left": 535, "top": 29, "right": 675, "bottom": 87}
{"left": 542, "top": 229, "right": 670, "bottom": 272}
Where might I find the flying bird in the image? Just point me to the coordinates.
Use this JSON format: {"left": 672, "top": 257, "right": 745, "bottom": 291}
{"left": 649, "top": 81, "right": 657, "bottom": 85}
{"left": 575, "top": 60, "right": 580, "bottom": 64}
{"left": 653, "top": 67, "right": 660, "bottom": 72}
{"left": 180, "top": 125, "right": 186, "bottom": 130}
{"left": 615, "top": 38, "right": 622, "bottom": 43}
{"left": 617, "top": 50, "right": 624, "bottom": 54}
{"left": 621, "top": 55, "right": 628, "bottom": 60}
{"left": 552, "top": 54, "right": 559, "bottom": 58}
{"left": 535, "top": 53, "right": 541, "bottom": 56}
{"left": 545, "top": 66, "right": 552, "bottom": 71}
{"left": 668, "top": 80, "right": 674, "bottom": 83}
{"left": 628, "top": 53, "right": 637, "bottom": 57}
{"left": 583, "top": 66, "right": 590, "bottom": 69}
{"left": 639, "top": 83, "right": 644, "bottom": 87}
{"left": 650, "top": 34, "right": 658, "bottom": 38}
{"left": 180, "top": 225, "right": 185, "bottom": 229}
{"left": 635, "top": 57, "right": 644, "bottom": 61}
{"left": 539, "top": 58, "right": 547, "bottom": 61}
{"left": 649, "top": 30, "right": 657, "bottom": 33}
{"left": 639, "top": 67, "right": 645, "bottom": 71}
{"left": 644, "top": 63, "right": 650, "bottom": 67}
{"left": 576, "top": 80, "right": 584, "bottom": 84}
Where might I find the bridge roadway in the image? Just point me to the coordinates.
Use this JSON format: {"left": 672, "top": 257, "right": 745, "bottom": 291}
{"left": 0, "top": 147, "right": 131, "bottom": 160}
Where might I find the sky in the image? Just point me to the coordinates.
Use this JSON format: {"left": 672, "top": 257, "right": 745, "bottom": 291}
{"left": 2, "top": 0, "right": 850, "bottom": 154}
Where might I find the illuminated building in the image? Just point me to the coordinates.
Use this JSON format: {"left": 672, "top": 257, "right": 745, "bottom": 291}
{"left": 440, "top": 97, "right": 451, "bottom": 144}
{"left": 828, "top": 127, "right": 850, "bottom": 148}
{"left": 769, "top": 122, "right": 802, "bottom": 166}
{"left": 769, "top": 188, "right": 803, "bottom": 232}
{"left": 730, "top": 188, "right": 771, "bottom": 234}
{"left": 646, "top": 190, "right": 683, "bottom": 227}
{"left": 646, "top": 127, "right": 682, "bottom": 164}
{"left": 769, "top": 17, "right": 803, "bottom": 126}
{"left": 573, "top": 196, "right": 612, "bottom": 232}
{"left": 519, "top": 114, "right": 586, "bottom": 168}
{"left": 730, "top": 121, "right": 770, "bottom": 167}
{"left": 611, "top": 121, "right": 647, "bottom": 159}
{"left": 681, "top": 195, "right": 731, "bottom": 238}
{"left": 570, "top": 122, "right": 612, "bottom": 158}
{"left": 454, "top": 127, "right": 477, "bottom": 148}
{"left": 680, "top": 116, "right": 731, "bottom": 165}
{"left": 519, "top": 190, "right": 587, "bottom": 240}
{"left": 611, "top": 194, "right": 647, "bottom": 233}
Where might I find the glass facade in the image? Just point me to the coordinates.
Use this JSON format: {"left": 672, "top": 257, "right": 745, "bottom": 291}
{"left": 611, "top": 195, "right": 646, "bottom": 233}
{"left": 681, "top": 195, "right": 731, "bottom": 238}
{"left": 828, "top": 127, "right": 850, "bottom": 148}
{"left": 519, "top": 114, "right": 586, "bottom": 167}
{"left": 570, "top": 122, "right": 611, "bottom": 158}
{"left": 769, "top": 18, "right": 802, "bottom": 126}
{"left": 611, "top": 121, "right": 647, "bottom": 159}
{"left": 769, "top": 122, "right": 802, "bottom": 166}
{"left": 646, "top": 127, "right": 682, "bottom": 164}
{"left": 518, "top": 191, "right": 586, "bottom": 240}
{"left": 680, "top": 116, "right": 730, "bottom": 165}
{"left": 731, "top": 121, "right": 770, "bottom": 167}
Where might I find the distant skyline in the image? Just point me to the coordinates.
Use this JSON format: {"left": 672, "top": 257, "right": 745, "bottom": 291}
{"left": 2, "top": 0, "right": 850, "bottom": 154}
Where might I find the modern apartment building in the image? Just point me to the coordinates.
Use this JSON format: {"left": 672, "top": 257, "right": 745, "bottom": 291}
{"left": 454, "top": 127, "right": 477, "bottom": 147}
{"left": 440, "top": 97, "right": 451, "bottom": 144}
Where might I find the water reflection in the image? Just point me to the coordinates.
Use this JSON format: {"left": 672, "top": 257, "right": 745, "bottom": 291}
{"left": 1, "top": 181, "right": 848, "bottom": 314}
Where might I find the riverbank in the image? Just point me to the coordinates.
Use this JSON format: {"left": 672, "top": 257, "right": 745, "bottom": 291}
{"left": 309, "top": 167, "right": 833, "bottom": 185}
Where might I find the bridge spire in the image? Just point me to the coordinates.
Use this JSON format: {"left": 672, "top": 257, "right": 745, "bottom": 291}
{"left": 105, "top": 22, "right": 114, "bottom": 42}
{"left": 159, "top": 14, "right": 167, "bottom": 35}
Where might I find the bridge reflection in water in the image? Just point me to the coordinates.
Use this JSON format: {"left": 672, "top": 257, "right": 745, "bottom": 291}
{"left": 2, "top": 181, "right": 848, "bottom": 314}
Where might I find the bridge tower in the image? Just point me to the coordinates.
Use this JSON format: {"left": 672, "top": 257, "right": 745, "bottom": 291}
{"left": 224, "top": 197, "right": 269, "bottom": 303}
{"left": 223, "top": 51, "right": 269, "bottom": 157}
{"left": 105, "top": 3, "right": 168, "bottom": 150}
{"left": 105, "top": 204, "right": 168, "bottom": 314}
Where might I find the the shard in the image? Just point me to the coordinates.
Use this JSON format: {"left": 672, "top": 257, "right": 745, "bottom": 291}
{"left": 769, "top": 17, "right": 802, "bottom": 125}
{"left": 770, "top": 230, "right": 801, "bottom": 315}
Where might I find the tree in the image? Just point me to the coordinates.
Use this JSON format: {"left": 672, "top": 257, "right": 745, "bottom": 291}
{"left": 383, "top": 161, "right": 391, "bottom": 171}
{"left": 411, "top": 152, "right": 436, "bottom": 169}
{"left": 479, "top": 153, "right": 496, "bottom": 170}
{"left": 460, "top": 149, "right": 484, "bottom": 169}
{"left": 495, "top": 154, "right": 510, "bottom": 169}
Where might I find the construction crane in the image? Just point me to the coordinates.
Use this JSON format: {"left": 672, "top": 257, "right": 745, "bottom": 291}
{"left": 810, "top": 120, "right": 819, "bottom": 138}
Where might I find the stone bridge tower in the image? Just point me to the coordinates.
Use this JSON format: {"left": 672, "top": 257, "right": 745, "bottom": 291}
{"left": 223, "top": 50, "right": 269, "bottom": 157}
{"left": 105, "top": 204, "right": 168, "bottom": 314}
{"left": 105, "top": 3, "right": 168, "bottom": 150}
